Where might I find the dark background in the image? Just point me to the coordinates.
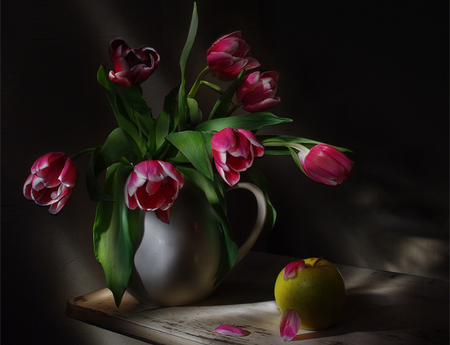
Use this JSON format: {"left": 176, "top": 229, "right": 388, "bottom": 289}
{"left": 2, "top": 1, "right": 448, "bottom": 344}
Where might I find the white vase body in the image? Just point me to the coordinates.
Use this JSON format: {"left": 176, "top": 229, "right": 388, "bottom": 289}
{"left": 127, "top": 180, "right": 267, "bottom": 306}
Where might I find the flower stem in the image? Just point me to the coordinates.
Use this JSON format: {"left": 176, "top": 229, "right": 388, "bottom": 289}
{"left": 263, "top": 141, "right": 309, "bottom": 154}
{"left": 226, "top": 102, "right": 243, "bottom": 116}
{"left": 188, "top": 66, "right": 210, "bottom": 98}
{"left": 70, "top": 148, "right": 96, "bottom": 160}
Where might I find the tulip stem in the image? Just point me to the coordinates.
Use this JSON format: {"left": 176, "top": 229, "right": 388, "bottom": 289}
{"left": 70, "top": 148, "right": 96, "bottom": 160}
{"left": 263, "top": 141, "right": 309, "bottom": 154}
{"left": 226, "top": 102, "right": 243, "bottom": 116}
{"left": 188, "top": 66, "right": 210, "bottom": 98}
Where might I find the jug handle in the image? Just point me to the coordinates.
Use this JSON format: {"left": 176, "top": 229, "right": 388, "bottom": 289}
{"left": 228, "top": 182, "right": 267, "bottom": 264}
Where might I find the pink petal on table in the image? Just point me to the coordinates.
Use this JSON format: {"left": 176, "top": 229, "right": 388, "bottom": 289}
{"left": 280, "top": 309, "right": 301, "bottom": 342}
{"left": 214, "top": 324, "right": 247, "bottom": 337}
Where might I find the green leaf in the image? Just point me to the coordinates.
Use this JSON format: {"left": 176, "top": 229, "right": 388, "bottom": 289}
{"left": 200, "top": 80, "right": 224, "bottom": 95}
{"left": 161, "top": 85, "right": 180, "bottom": 134}
{"left": 93, "top": 163, "right": 140, "bottom": 307}
{"left": 208, "top": 68, "right": 246, "bottom": 120}
{"left": 97, "top": 66, "right": 138, "bottom": 136}
{"left": 86, "top": 128, "right": 133, "bottom": 202}
{"left": 97, "top": 65, "right": 145, "bottom": 159}
{"left": 120, "top": 84, "right": 150, "bottom": 113}
{"left": 86, "top": 147, "right": 115, "bottom": 202}
{"left": 155, "top": 110, "right": 172, "bottom": 149}
{"left": 195, "top": 113, "right": 292, "bottom": 132}
{"left": 186, "top": 96, "right": 202, "bottom": 128}
{"left": 176, "top": 166, "right": 237, "bottom": 284}
{"left": 166, "top": 131, "right": 214, "bottom": 179}
{"left": 178, "top": 3, "right": 199, "bottom": 131}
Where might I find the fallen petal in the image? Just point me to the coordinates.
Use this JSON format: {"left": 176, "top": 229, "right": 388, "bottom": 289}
{"left": 283, "top": 260, "right": 306, "bottom": 280}
{"left": 214, "top": 324, "right": 247, "bottom": 337}
{"left": 280, "top": 309, "right": 301, "bottom": 342}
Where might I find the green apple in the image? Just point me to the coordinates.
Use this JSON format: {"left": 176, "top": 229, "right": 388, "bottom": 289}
{"left": 274, "top": 257, "right": 345, "bottom": 330}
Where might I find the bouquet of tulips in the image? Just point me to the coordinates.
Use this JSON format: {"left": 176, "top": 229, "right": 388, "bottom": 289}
{"left": 23, "top": 3, "right": 353, "bottom": 307}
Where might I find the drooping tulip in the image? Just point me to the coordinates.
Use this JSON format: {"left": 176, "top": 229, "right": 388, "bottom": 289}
{"left": 124, "top": 160, "right": 184, "bottom": 224}
{"left": 108, "top": 38, "right": 160, "bottom": 87}
{"left": 23, "top": 152, "right": 78, "bottom": 215}
{"left": 298, "top": 144, "right": 353, "bottom": 186}
{"left": 236, "top": 71, "right": 281, "bottom": 112}
{"left": 211, "top": 127, "right": 264, "bottom": 187}
{"left": 206, "top": 31, "right": 260, "bottom": 80}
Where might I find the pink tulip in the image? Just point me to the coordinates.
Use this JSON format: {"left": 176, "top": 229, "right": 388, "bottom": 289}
{"left": 211, "top": 127, "right": 264, "bottom": 187}
{"left": 279, "top": 309, "right": 301, "bottom": 341}
{"left": 108, "top": 38, "right": 160, "bottom": 87}
{"left": 23, "top": 152, "right": 78, "bottom": 215}
{"left": 298, "top": 144, "right": 353, "bottom": 186}
{"left": 206, "top": 31, "right": 260, "bottom": 80}
{"left": 236, "top": 71, "right": 281, "bottom": 112}
{"left": 124, "top": 160, "right": 183, "bottom": 224}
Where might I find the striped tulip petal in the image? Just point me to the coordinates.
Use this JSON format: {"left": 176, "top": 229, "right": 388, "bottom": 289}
{"left": 280, "top": 309, "right": 301, "bottom": 342}
{"left": 214, "top": 324, "right": 247, "bottom": 337}
{"left": 283, "top": 260, "right": 306, "bottom": 280}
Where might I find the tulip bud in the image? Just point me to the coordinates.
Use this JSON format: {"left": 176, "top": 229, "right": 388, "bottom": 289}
{"left": 236, "top": 71, "right": 281, "bottom": 112}
{"left": 206, "top": 31, "right": 260, "bottom": 80}
{"left": 298, "top": 144, "right": 353, "bottom": 186}
{"left": 23, "top": 152, "right": 78, "bottom": 214}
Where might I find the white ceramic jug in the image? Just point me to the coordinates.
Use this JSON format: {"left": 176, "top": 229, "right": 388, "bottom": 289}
{"left": 127, "top": 179, "right": 267, "bottom": 306}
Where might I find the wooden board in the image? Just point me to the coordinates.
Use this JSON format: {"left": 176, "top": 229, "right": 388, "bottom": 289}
{"left": 67, "top": 252, "right": 449, "bottom": 344}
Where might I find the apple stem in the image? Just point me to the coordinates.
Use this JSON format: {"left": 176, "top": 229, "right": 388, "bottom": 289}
{"left": 312, "top": 257, "right": 323, "bottom": 267}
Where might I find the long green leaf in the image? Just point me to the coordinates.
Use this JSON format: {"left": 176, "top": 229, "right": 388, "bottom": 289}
{"left": 195, "top": 113, "right": 292, "bottom": 132}
{"left": 208, "top": 68, "right": 246, "bottom": 120}
{"left": 178, "top": 3, "right": 198, "bottom": 131}
{"left": 186, "top": 96, "right": 202, "bottom": 128}
{"left": 97, "top": 66, "right": 138, "bottom": 136}
{"left": 166, "top": 131, "right": 214, "bottom": 180}
{"left": 93, "top": 163, "right": 140, "bottom": 307}
{"left": 86, "top": 128, "right": 133, "bottom": 202}
{"left": 97, "top": 65, "right": 146, "bottom": 160}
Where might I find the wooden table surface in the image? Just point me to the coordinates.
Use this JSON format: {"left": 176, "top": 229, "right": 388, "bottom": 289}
{"left": 66, "top": 251, "right": 449, "bottom": 344}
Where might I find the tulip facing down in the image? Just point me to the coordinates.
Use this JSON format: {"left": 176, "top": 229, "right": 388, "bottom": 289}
{"left": 206, "top": 31, "right": 260, "bottom": 80}
{"left": 108, "top": 38, "right": 160, "bottom": 87}
{"left": 298, "top": 144, "right": 353, "bottom": 186}
{"left": 211, "top": 127, "right": 264, "bottom": 187}
{"left": 124, "top": 160, "right": 184, "bottom": 224}
{"left": 236, "top": 71, "right": 281, "bottom": 113}
{"left": 23, "top": 152, "right": 78, "bottom": 215}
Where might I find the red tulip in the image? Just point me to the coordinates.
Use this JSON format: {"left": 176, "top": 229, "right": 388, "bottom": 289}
{"left": 108, "top": 38, "right": 160, "bottom": 87}
{"left": 236, "top": 71, "right": 281, "bottom": 112}
{"left": 23, "top": 152, "right": 78, "bottom": 215}
{"left": 124, "top": 160, "right": 184, "bottom": 224}
{"left": 298, "top": 144, "right": 353, "bottom": 186}
{"left": 211, "top": 127, "right": 264, "bottom": 187}
{"left": 206, "top": 31, "right": 260, "bottom": 80}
